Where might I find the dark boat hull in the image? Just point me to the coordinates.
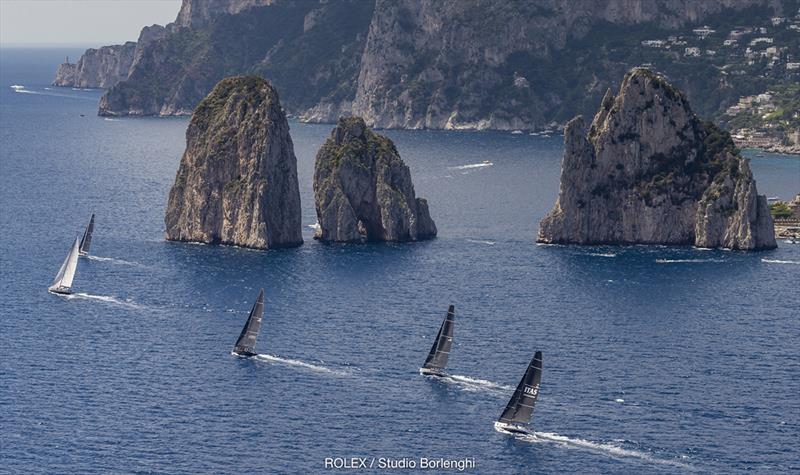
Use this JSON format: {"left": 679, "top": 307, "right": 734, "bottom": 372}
{"left": 48, "top": 287, "right": 72, "bottom": 295}
{"left": 419, "top": 367, "right": 447, "bottom": 377}
{"left": 494, "top": 421, "right": 534, "bottom": 437}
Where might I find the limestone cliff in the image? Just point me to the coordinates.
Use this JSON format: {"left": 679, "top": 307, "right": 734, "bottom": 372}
{"left": 538, "top": 68, "right": 776, "bottom": 250}
{"left": 165, "top": 76, "right": 302, "bottom": 249}
{"left": 61, "top": 0, "right": 790, "bottom": 127}
{"left": 52, "top": 42, "right": 136, "bottom": 88}
{"left": 313, "top": 117, "right": 436, "bottom": 242}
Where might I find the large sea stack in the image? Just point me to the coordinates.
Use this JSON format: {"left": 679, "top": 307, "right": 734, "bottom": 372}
{"left": 313, "top": 117, "right": 437, "bottom": 242}
{"left": 538, "top": 68, "right": 776, "bottom": 250}
{"left": 165, "top": 76, "right": 302, "bottom": 249}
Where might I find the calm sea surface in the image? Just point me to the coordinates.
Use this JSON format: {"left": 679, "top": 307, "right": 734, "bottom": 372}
{"left": 1, "top": 48, "right": 799, "bottom": 474}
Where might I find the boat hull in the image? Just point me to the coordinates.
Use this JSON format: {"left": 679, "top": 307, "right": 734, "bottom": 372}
{"left": 232, "top": 350, "right": 257, "bottom": 358}
{"left": 48, "top": 287, "right": 72, "bottom": 295}
{"left": 419, "top": 367, "right": 447, "bottom": 377}
{"left": 494, "top": 421, "right": 534, "bottom": 437}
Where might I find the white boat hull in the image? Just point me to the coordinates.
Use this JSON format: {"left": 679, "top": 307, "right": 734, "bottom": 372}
{"left": 419, "top": 367, "right": 447, "bottom": 377}
{"left": 494, "top": 421, "right": 534, "bottom": 437}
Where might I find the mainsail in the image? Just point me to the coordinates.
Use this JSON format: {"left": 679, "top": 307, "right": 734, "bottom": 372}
{"left": 49, "top": 237, "right": 80, "bottom": 294}
{"left": 498, "top": 351, "right": 543, "bottom": 425}
{"left": 79, "top": 214, "right": 95, "bottom": 255}
{"left": 421, "top": 305, "right": 455, "bottom": 373}
{"left": 233, "top": 289, "right": 265, "bottom": 356}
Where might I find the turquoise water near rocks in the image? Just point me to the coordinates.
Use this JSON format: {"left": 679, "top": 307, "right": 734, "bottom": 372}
{"left": 1, "top": 48, "right": 799, "bottom": 474}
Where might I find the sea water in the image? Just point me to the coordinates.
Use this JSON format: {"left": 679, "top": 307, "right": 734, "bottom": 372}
{"left": 1, "top": 48, "right": 799, "bottom": 474}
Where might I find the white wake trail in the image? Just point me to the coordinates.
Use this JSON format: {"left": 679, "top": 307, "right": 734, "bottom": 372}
{"left": 466, "top": 239, "right": 496, "bottom": 246}
{"left": 655, "top": 258, "right": 725, "bottom": 264}
{"left": 254, "top": 354, "right": 349, "bottom": 376}
{"left": 86, "top": 255, "right": 140, "bottom": 266}
{"left": 449, "top": 162, "right": 493, "bottom": 170}
{"left": 762, "top": 258, "right": 799, "bottom": 265}
{"left": 519, "top": 431, "right": 693, "bottom": 469}
{"left": 443, "top": 374, "right": 514, "bottom": 394}
{"left": 66, "top": 292, "right": 142, "bottom": 309}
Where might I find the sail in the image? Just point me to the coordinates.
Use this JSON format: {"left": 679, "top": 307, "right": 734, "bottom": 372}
{"left": 422, "top": 305, "right": 455, "bottom": 371}
{"left": 79, "top": 214, "right": 94, "bottom": 254}
{"left": 233, "top": 289, "right": 265, "bottom": 355}
{"left": 498, "top": 351, "right": 543, "bottom": 425}
{"left": 49, "top": 237, "right": 80, "bottom": 292}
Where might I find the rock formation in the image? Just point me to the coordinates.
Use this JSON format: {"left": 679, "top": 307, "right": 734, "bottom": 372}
{"left": 538, "top": 68, "right": 776, "bottom": 250}
{"left": 57, "top": 0, "right": 792, "bottom": 128}
{"left": 165, "top": 76, "right": 302, "bottom": 249}
{"left": 313, "top": 117, "right": 437, "bottom": 243}
{"left": 53, "top": 42, "right": 136, "bottom": 88}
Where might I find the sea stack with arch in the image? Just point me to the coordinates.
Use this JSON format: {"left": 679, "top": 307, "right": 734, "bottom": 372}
{"left": 312, "top": 116, "right": 437, "bottom": 243}
{"left": 165, "top": 76, "right": 303, "bottom": 249}
{"left": 538, "top": 68, "right": 776, "bottom": 251}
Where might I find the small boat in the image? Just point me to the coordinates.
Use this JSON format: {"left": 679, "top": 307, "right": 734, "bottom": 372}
{"left": 78, "top": 214, "right": 95, "bottom": 256}
{"left": 494, "top": 351, "right": 543, "bottom": 437}
{"left": 419, "top": 305, "right": 455, "bottom": 377}
{"left": 49, "top": 237, "right": 80, "bottom": 295}
{"left": 232, "top": 289, "right": 265, "bottom": 357}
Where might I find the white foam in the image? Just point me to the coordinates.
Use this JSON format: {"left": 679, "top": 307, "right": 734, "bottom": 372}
{"left": 588, "top": 252, "right": 616, "bottom": 258}
{"left": 254, "top": 354, "right": 348, "bottom": 376}
{"left": 86, "top": 255, "right": 139, "bottom": 266}
{"left": 103, "top": 118, "right": 120, "bottom": 122}
{"left": 444, "top": 374, "right": 514, "bottom": 393}
{"left": 66, "top": 292, "right": 141, "bottom": 309}
{"left": 655, "top": 258, "right": 725, "bottom": 264}
{"left": 10, "top": 85, "right": 25, "bottom": 90}
{"left": 526, "top": 432, "right": 692, "bottom": 469}
{"left": 615, "top": 398, "right": 625, "bottom": 403}
{"left": 307, "top": 222, "right": 321, "bottom": 230}
{"left": 762, "top": 258, "right": 799, "bottom": 265}
{"left": 449, "top": 162, "right": 493, "bottom": 170}
{"left": 466, "top": 239, "right": 496, "bottom": 245}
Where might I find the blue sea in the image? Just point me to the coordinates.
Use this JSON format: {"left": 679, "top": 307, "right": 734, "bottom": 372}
{"left": 1, "top": 48, "right": 799, "bottom": 474}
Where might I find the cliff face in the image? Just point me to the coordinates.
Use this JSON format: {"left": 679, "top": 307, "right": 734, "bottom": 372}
{"left": 313, "top": 117, "right": 437, "bottom": 243}
{"left": 165, "top": 76, "right": 302, "bottom": 249}
{"left": 52, "top": 42, "right": 136, "bottom": 88}
{"left": 538, "top": 68, "right": 776, "bottom": 250}
{"left": 60, "top": 0, "right": 787, "bottom": 126}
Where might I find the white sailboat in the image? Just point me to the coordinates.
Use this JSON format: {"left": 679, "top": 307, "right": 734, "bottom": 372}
{"left": 49, "top": 237, "right": 80, "bottom": 295}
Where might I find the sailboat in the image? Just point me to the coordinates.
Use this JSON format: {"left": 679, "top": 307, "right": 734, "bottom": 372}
{"left": 232, "top": 289, "right": 265, "bottom": 357}
{"left": 49, "top": 237, "right": 80, "bottom": 295}
{"left": 494, "top": 351, "right": 543, "bottom": 436}
{"left": 419, "top": 305, "right": 455, "bottom": 377}
{"left": 78, "top": 214, "right": 94, "bottom": 256}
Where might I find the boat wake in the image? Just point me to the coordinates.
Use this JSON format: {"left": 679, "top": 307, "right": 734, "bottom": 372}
{"left": 466, "top": 239, "right": 496, "bottom": 246}
{"left": 762, "top": 258, "right": 799, "bottom": 265}
{"left": 655, "top": 258, "right": 725, "bottom": 264}
{"left": 449, "top": 162, "right": 493, "bottom": 170}
{"left": 443, "top": 374, "right": 514, "bottom": 394}
{"left": 86, "top": 255, "right": 140, "bottom": 266}
{"left": 65, "top": 292, "right": 142, "bottom": 309}
{"left": 518, "top": 431, "right": 692, "bottom": 469}
{"left": 254, "top": 354, "right": 349, "bottom": 376}
{"left": 588, "top": 252, "right": 616, "bottom": 258}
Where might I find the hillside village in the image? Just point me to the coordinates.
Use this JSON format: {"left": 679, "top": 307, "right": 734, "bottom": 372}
{"left": 637, "top": 11, "right": 800, "bottom": 153}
